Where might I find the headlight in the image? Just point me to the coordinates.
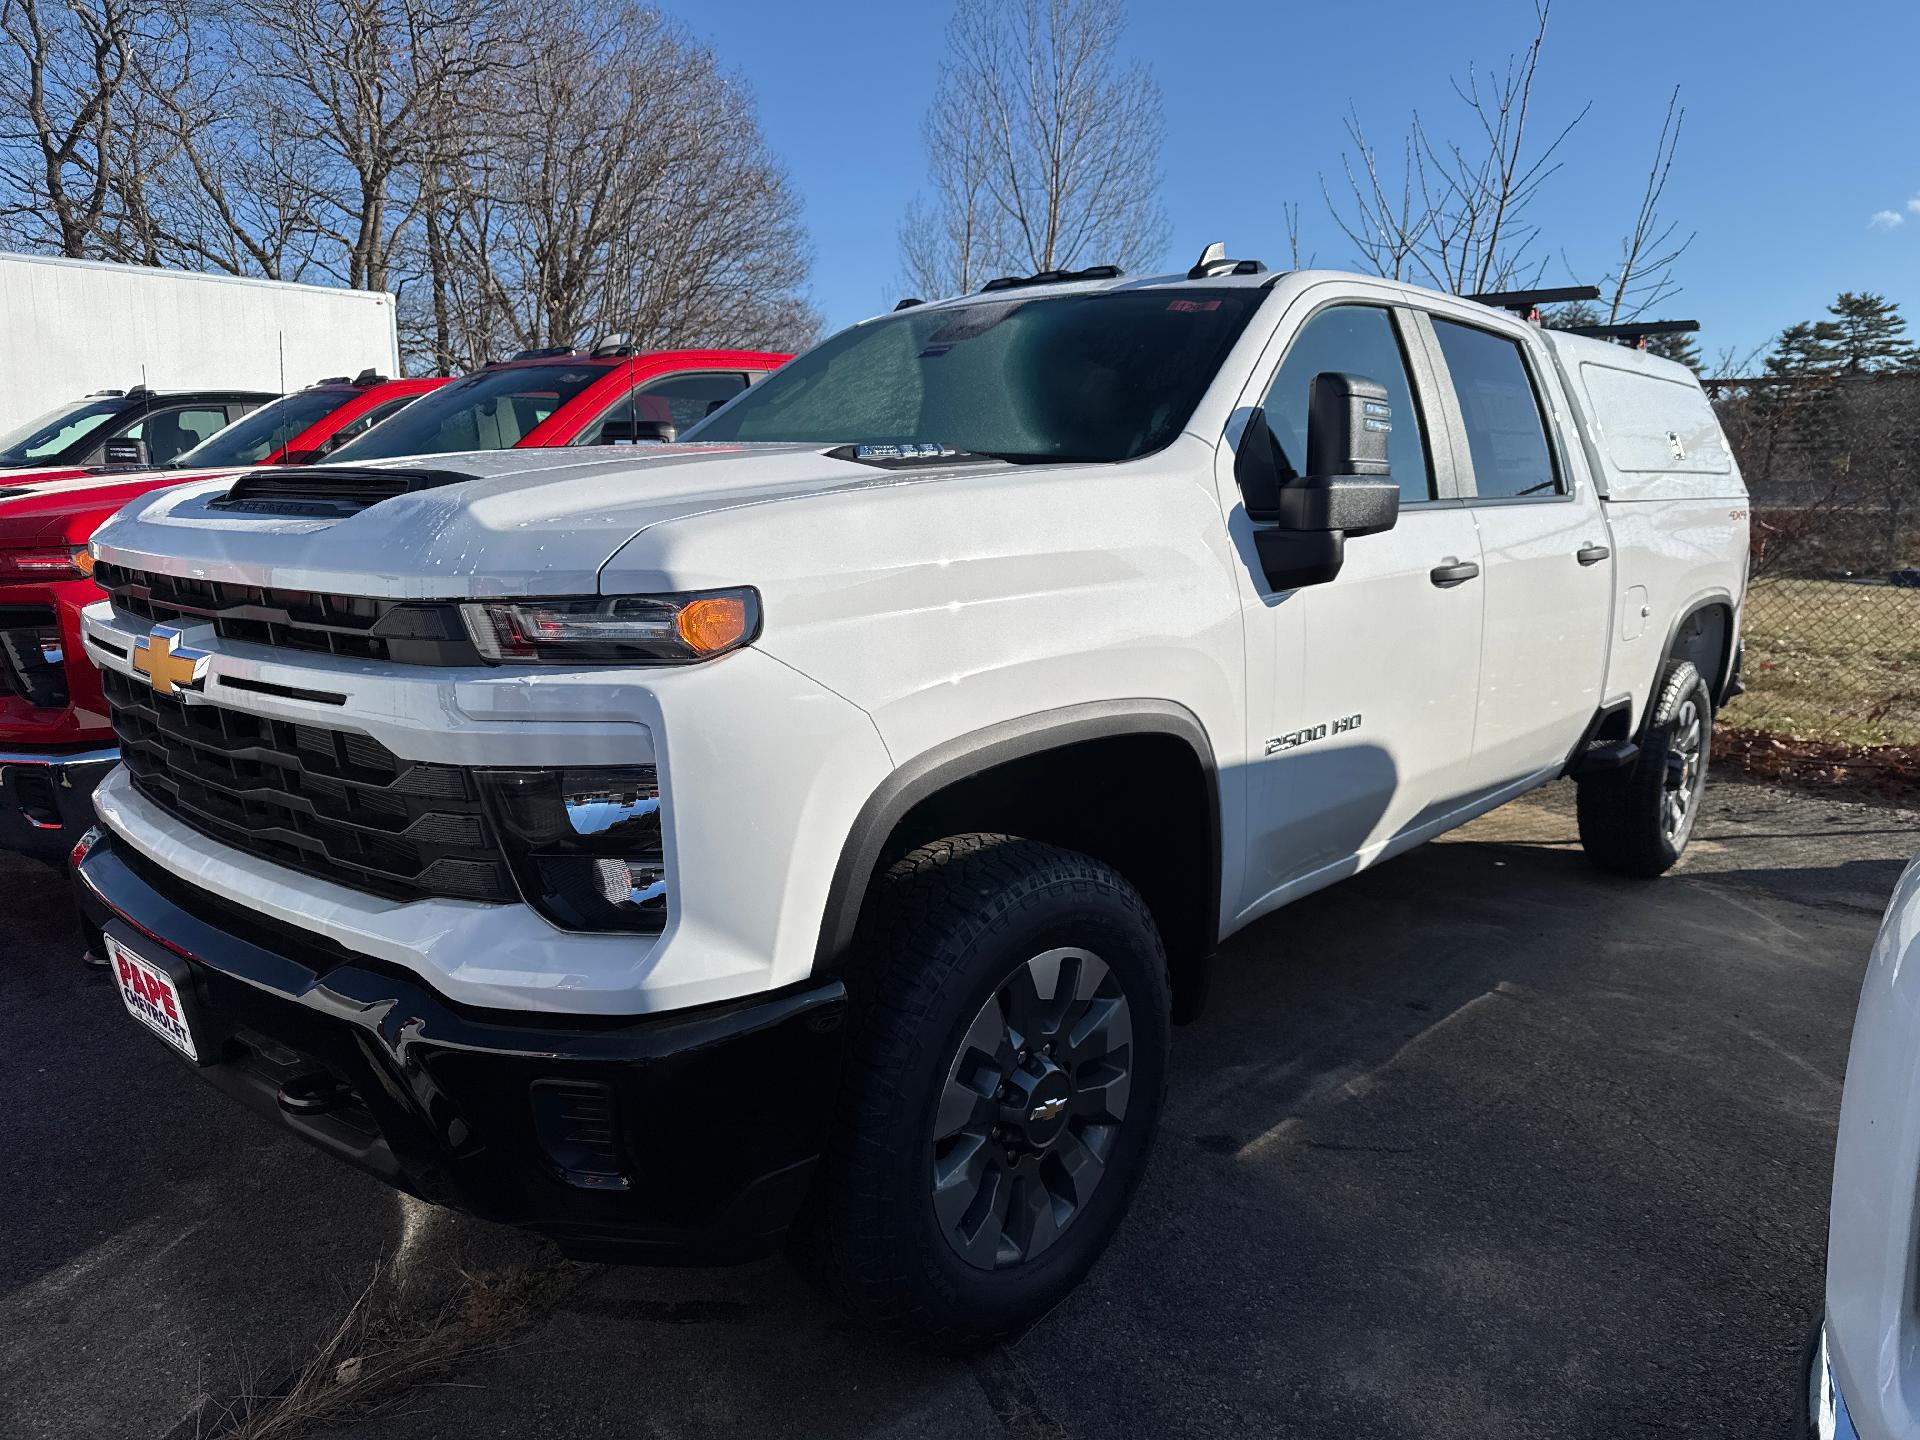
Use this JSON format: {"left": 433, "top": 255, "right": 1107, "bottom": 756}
{"left": 478, "top": 767, "right": 666, "bottom": 933}
{"left": 461, "top": 589, "right": 759, "bottom": 664}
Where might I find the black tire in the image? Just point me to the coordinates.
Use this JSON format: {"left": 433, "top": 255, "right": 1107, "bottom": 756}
{"left": 793, "top": 833, "right": 1171, "bottom": 1349}
{"left": 1576, "top": 659, "right": 1713, "bottom": 878}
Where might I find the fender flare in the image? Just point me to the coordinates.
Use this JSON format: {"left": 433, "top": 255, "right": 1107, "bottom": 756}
{"left": 1653, "top": 589, "right": 1739, "bottom": 720}
{"left": 812, "top": 699, "right": 1223, "bottom": 976}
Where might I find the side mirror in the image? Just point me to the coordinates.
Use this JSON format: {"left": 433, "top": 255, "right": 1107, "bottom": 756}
{"left": 1234, "top": 371, "right": 1401, "bottom": 591}
{"left": 600, "top": 419, "right": 677, "bottom": 445}
{"left": 101, "top": 438, "right": 149, "bottom": 468}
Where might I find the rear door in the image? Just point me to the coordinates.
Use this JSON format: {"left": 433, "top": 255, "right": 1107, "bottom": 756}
{"left": 570, "top": 372, "right": 752, "bottom": 445}
{"left": 1237, "top": 296, "right": 1487, "bottom": 903}
{"left": 1421, "top": 314, "right": 1611, "bottom": 792}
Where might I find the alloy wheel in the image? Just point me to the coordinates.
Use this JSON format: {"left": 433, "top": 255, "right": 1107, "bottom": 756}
{"left": 929, "top": 947, "right": 1134, "bottom": 1271}
{"left": 1663, "top": 696, "right": 1706, "bottom": 843}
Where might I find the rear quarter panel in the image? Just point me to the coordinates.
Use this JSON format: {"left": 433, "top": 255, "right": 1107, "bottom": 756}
{"left": 1546, "top": 337, "right": 1749, "bottom": 726}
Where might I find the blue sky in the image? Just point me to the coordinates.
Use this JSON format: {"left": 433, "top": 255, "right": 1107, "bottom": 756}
{"left": 680, "top": 0, "right": 1919, "bottom": 370}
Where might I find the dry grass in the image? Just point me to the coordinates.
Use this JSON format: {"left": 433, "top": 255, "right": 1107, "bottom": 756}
{"left": 194, "top": 1254, "right": 581, "bottom": 1440}
{"left": 1724, "top": 577, "right": 1920, "bottom": 747}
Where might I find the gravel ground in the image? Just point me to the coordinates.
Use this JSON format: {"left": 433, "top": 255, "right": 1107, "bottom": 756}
{"left": 2, "top": 776, "right": 1911, "bottom": 1440}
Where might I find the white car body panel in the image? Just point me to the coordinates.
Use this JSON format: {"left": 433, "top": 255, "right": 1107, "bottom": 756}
{"left": 83, "top": 266, "right": 1749, "bottom": 1017}
{"left": 1823, "top": 853, "right": 1920, "bottom": 1439}
{"left": 81, "top": 603, "right": 892, "bottom": 1013}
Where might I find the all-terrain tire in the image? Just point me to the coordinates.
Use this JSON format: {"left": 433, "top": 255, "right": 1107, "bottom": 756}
{"left": 1576, "top": 659, "right": 1713, "bottom": 878}
{"left": 791, "top": 833, "right": 1171, "bottom": 1350}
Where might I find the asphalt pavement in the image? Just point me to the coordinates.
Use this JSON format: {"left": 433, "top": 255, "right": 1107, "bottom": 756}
{"left": 3, "top": 777, "right": 1911, "bottom": 1439}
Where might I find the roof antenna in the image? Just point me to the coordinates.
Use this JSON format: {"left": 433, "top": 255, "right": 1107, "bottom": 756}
{"left": 626, "top": 348, "right": 637, "bottom": 445}
{"left": 275, "top": 331, "right": 290, "bottom": 461}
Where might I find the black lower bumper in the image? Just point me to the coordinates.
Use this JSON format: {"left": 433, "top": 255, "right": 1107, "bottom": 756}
{"left": 0, "top": 745, "right": 117, "bottom": 863}
{"left": 74, "top": 833, "right": 847, "bottom": 1263}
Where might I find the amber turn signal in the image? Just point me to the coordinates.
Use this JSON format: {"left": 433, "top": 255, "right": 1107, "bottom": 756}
{"left": 675, "top": 595, "right": 750, "bottom": 655}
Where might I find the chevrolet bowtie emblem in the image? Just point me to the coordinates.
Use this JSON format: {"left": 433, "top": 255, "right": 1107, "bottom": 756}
{"left": 132, "top": 625, "right": 210, "bottom": 696}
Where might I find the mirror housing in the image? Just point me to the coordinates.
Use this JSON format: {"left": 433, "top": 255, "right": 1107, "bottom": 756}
{"left": 1233, "top": 370, "right": 1401, "bottom": 589}
{"left": 101, "top": 437, "right": 149, "bottom": 468}
{"left": 600, "top": 419, "right": 677, "bottom": 445}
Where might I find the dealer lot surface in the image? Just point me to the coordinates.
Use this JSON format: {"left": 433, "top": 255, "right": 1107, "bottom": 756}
{"left": 4, "top": 778, "right": 1907, "bottom": 1439}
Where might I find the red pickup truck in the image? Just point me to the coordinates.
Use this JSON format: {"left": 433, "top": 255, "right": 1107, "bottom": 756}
{"left": 320, "top": 343, "right": 791, "bottom": 462}
{"left": 0, "top": 347, "right": 788, "bottom": 861}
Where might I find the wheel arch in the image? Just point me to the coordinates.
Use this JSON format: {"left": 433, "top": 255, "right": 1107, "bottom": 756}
{"left": 1655, "top": 590, "right": 1739, "bottom": 716}
{"left": 814, "top": 700, "right": 1222, "bottom": 1022}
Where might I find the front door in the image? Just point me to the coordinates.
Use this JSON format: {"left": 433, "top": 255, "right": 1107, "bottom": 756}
{"left": 1237, "top": 301, "right": 1487, "bottom": 907}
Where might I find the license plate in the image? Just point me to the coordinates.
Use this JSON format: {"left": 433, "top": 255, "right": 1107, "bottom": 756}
{"left": 107, "top": 933, "right": 200, "bottom": 1061}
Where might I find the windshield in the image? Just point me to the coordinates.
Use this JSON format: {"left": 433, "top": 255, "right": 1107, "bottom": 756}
{"left": 173, "top": 389, "right": 347, "bottom": 468}
{"left": 0, "top": 398, "right": 123, "bottom": 465}
{"left": 329, "top": 364, "right": 605, "bottom": 461}
{"left": 686, "top": 288, "right": 1262, "bottom": 462}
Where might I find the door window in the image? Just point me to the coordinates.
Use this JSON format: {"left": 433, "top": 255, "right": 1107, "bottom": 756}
{"left": 575, "top": 372, "right": 749, "bottom": 444}
{"left": 1430, "top": 319, "right": 1561, "bottom": 500}
{"left": 317, "top": 395, "right": 420, "bottom": 454}
{"left": 1259, "top": 305, "right": 1433, "bottom": 502}
{"left": 121, "top": 407, "right": 234, "bottom": 464}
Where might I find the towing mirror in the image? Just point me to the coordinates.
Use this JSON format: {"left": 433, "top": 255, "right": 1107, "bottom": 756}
{"left": 101, "top": 437, "right": 149, "bottom": 468}
{"left": 1234, "top": 371, "right": 1400, "bottom": 591}
{"left": 600, "top": 419, "right": 677, "bottom": 445}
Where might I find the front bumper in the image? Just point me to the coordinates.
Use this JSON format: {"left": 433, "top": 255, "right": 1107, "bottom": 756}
{"left": 74, "top": 830, "right": 847, "bottom": 1262}
{"left": 0, "top": 745, "right": 116, "bottom": 861}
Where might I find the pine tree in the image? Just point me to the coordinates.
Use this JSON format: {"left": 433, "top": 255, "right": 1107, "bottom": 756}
{"left": 1542, "top": 301, "right": 1604, "bottom": 330}
{"left": 1764, "top": 321, "right": 1837, "bottom": 376}
{"left": 1820, "top": 292, "right": 1911, "bottom": 374}
{"left": 1645, "top": 329, "right": 1701, "bottom": 371}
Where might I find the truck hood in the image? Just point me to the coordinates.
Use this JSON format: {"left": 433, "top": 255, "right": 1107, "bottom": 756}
{"left": 87, "top": 443, "right": 1001, "bottom": 597}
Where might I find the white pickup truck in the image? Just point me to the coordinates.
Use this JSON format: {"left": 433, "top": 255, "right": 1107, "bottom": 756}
{"left": 73, "top": 255, "right": 1748, "bottom": 1346}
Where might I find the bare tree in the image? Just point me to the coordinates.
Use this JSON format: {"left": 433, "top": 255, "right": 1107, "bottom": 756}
{"left": 414, "top": 4, "right": 817, "bottom": 370}
{"left": 221, "top": 0, "right": 526, "bottom": 293}
{"left": 902, "top": 0, "right": 1165, "bottom": 297}
{"left": 0, "top": 0, "right": 155, "bottom": 255}
{"left": 1324, "top": 1, "right": 1588, "bottom": 294}
{"left": 1599, "top": 86, "right": 1692, "bottom": 321}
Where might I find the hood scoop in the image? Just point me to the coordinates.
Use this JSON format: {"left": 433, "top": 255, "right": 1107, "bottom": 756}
{"left": 207, "top": 465, "right": 481, "bottom": 519}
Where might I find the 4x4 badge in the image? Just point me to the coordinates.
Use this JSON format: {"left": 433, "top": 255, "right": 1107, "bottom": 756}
{"left": 132, "top": 625, "right": 210, "bottom": 696}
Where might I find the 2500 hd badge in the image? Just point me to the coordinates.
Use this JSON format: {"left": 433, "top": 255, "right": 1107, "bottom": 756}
{"left": 1267, "top": 714, "right": 1362, "bottom": 755}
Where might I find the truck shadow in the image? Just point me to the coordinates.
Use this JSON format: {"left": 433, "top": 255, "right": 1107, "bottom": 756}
{"left": 3, "top": 783, "right": 1908, "bottom": 1439}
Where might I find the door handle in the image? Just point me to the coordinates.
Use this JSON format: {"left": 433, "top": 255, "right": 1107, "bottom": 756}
{"left": 1429, "top": 559, "right": 1480, "bottom": 587}
{"left": 1576, "top": 543, "right": 1610, "bottom": 566}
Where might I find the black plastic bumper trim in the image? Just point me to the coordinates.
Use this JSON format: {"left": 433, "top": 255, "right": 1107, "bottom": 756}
{"left": 74, "top": 833, "right": 847, "bottom": 1262}
{"left": 0, "top": 747, "right": 116, "bottom": 859}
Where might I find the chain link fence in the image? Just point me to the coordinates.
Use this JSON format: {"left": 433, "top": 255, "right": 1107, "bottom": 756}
{"left": 1707, "top": 376, "right": 1920, "bottom": 752}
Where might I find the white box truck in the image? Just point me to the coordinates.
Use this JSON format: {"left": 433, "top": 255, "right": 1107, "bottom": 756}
{"left": 0, "top": 253, "right": 400, "bottom": 432}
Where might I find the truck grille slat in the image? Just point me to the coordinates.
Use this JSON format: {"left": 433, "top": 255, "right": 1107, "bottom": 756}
{"left": 93, "top": 564, "right": 481, "bottom": 667}
{"left": 104, "top": 668, "right": 513, "bottom": 903}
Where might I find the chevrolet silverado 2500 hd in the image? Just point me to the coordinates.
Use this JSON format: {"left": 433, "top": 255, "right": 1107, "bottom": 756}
{"left": 72, "top": 256, "right": 1747, "bottom": 1346}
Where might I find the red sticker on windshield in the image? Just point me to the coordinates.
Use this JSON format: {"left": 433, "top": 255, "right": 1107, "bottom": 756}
{"left": 1167, "top": 300, "right": 1222, "bottom": 312}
